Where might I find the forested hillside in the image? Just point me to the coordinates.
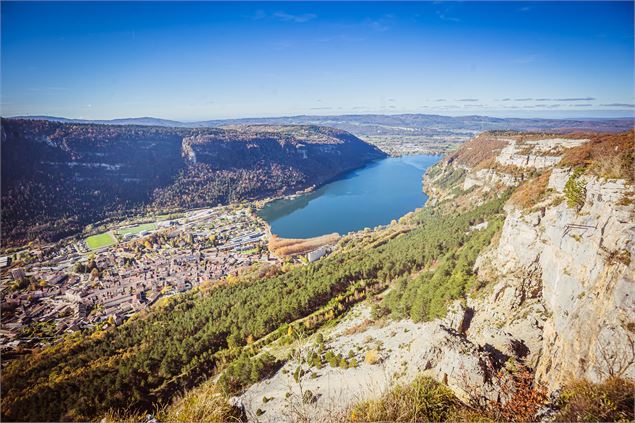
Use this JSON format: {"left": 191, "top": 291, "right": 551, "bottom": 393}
{"left": 1, "top": 192, "right": 507, "bottom": 421}
{"left": 1, "top": 119, "right": 384, "bottom": 246}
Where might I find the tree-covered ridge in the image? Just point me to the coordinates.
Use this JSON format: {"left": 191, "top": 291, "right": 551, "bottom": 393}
{"left": 1, "top": 119, "right": 383, "bottom": 246}
{"left": 1, "top": 193, "right": 507, "bottom": 421}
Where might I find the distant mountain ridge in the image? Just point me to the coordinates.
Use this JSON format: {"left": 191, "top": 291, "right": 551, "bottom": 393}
{"left": 11, "top": 115, "right": 190, "bottom": 127}
{"left": 11, "top": 113, "right": 634, "bottom": 137}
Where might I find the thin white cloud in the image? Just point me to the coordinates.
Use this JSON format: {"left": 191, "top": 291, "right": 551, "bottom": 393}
{"left": 270, "top": 41, "right": 294, "bottom": 50}
{"left": 436, "top": 9, "right": 460, "bottom": 22}
{"left": 600, "top": 103, "right": 635, "bottom": 108}
{"left": 365, "top": 19, "right": 391, "bottom": 32}
{"left": 316, "top": 34, "right": 365, "bottom": 43}
{"left": 249, "top": 11, "right": 317, "bottom": 23}
{"left": 273, "top": 11, "right": 317, "bottom": 23}
{"left": 555, "top": 97, "right": 595, "bottom": 101}
{"left": 513, "top": 54, "right": 538, "bottom": 64}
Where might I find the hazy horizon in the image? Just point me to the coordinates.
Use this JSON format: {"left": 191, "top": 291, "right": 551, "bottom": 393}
{"left": 8, "top": 109, "right": 635, "bottom": 123}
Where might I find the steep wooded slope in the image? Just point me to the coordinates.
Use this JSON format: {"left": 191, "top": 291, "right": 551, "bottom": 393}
{"left": 1, "top": 119, "right": 384, "bottom": 246}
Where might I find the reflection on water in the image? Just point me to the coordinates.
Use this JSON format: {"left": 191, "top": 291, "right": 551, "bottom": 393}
{"left": 258, "top": 154, "right": 440, "bottom": 238}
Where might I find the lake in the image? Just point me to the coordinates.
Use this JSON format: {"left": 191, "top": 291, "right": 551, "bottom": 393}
{"left": 258, "top": 154, "right": 441, "bottom": 238}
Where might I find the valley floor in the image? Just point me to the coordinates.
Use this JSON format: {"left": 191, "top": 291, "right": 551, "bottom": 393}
{"left": 0, "top": 205, "right": 275, "bottom": 358}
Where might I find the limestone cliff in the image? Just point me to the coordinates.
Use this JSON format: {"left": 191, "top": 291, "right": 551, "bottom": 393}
{"left": 428, "top": 131, "right": 635, "bottom": 391}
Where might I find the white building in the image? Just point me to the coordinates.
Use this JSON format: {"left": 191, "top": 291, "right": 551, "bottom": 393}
{"left": 307, "top": 246, "right": 329, "bottom": 263}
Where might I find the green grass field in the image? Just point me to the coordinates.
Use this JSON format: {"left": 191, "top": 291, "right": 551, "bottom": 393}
{"left": 155, "top": 213, "right": 184, "bottom": 221}
{"left": 116, "top": 223, "right": 157, "bottom": 236}
{"left": 85, "top": 232, "right": 118, "bottom": 250}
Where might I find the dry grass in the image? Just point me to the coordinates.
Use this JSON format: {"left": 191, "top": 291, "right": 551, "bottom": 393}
{"left": 268, "top": 233, "right": 340, "bottom": 257}
{"left": 554, "top": 377, "right": 635, "bottom": 422}
{"left": 509, "top": 170, "right": 552, "bottom": 209}
{"left": 348, "top": 375, "right": 460, "bottom": 422}
{"left": 101, "top": 409, "right": 149, "bottom": 423}
{"left": 448, "top": 133, "right": 509, "bottom": 168}
{"left": 158, "top": 380, "right": 243, "bottom": 423}
{"left": 560, "top": 132, "right": 634, "bottom": 182}
{"left": 343, "top": 319, "right": 374, "bottom": 336}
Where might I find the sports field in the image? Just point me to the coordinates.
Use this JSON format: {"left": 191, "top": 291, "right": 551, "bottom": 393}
{"left": 85, "top": 232, "right": 118, "bottom": 250}
{"left": 116, "top": 223, "right": 157, "bottom": 236}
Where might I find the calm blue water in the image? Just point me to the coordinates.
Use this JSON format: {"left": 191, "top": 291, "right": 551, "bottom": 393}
{"left": 258, "top": 154, "right": 440, "bottom": 238}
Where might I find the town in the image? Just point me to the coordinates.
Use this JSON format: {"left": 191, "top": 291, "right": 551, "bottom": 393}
{"left": 0, "top": 205, "right": 278, "bottom": 361}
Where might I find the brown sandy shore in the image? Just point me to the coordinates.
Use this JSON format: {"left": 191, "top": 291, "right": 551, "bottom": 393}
{"left": 268, "top": 233, "right": 340, "bottom": 258}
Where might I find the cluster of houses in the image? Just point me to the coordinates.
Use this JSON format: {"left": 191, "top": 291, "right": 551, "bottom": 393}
{"left": 0, "top": 206, "right": 277, "bottom": 359}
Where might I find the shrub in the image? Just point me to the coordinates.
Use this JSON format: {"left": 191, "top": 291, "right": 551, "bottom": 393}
{"left": 487, "top": 366, "right": 548, "bottom": 422}
{"left": 364, "top": 349, "right": 381, "bottom": 365}
{"left": 293, "top": 366, "right": 305, "bottom": 383}
{"left": 555, "top": 377, "right": 634, "bottom": 422}
{"left": 452, "top": 365, "right": 547, "bottom": 423}
{"left": 564, "top": 167, "right": 586, "bottom": 210}
{"left": 303, "top": 390, "right": 317, "bottom": 405}
{"left": 315, "top": 333, "right": 324, "bottom": 344}
{"left": 349, "top": 375, "right": 459, "bottom": 422}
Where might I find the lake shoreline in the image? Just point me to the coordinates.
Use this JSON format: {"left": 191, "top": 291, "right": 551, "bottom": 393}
{"left": 259, "top": 154, "right": 441, "bottom": 239}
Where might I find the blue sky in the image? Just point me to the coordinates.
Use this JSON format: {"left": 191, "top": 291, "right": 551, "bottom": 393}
{"left": 1, "top": 1, "right": 633, "bottom": 120}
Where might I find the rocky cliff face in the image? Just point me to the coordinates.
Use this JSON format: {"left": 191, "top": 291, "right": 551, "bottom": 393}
{"left": 427, "top": 131, "right": 635, "bottom": 391}
{"left": 477, "top": 170, "right": 634, "bottom": 388}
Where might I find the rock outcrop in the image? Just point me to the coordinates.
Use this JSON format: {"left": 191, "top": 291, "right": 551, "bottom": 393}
{"left": 238, "top": 305, "right": 500, "bottom": 421}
